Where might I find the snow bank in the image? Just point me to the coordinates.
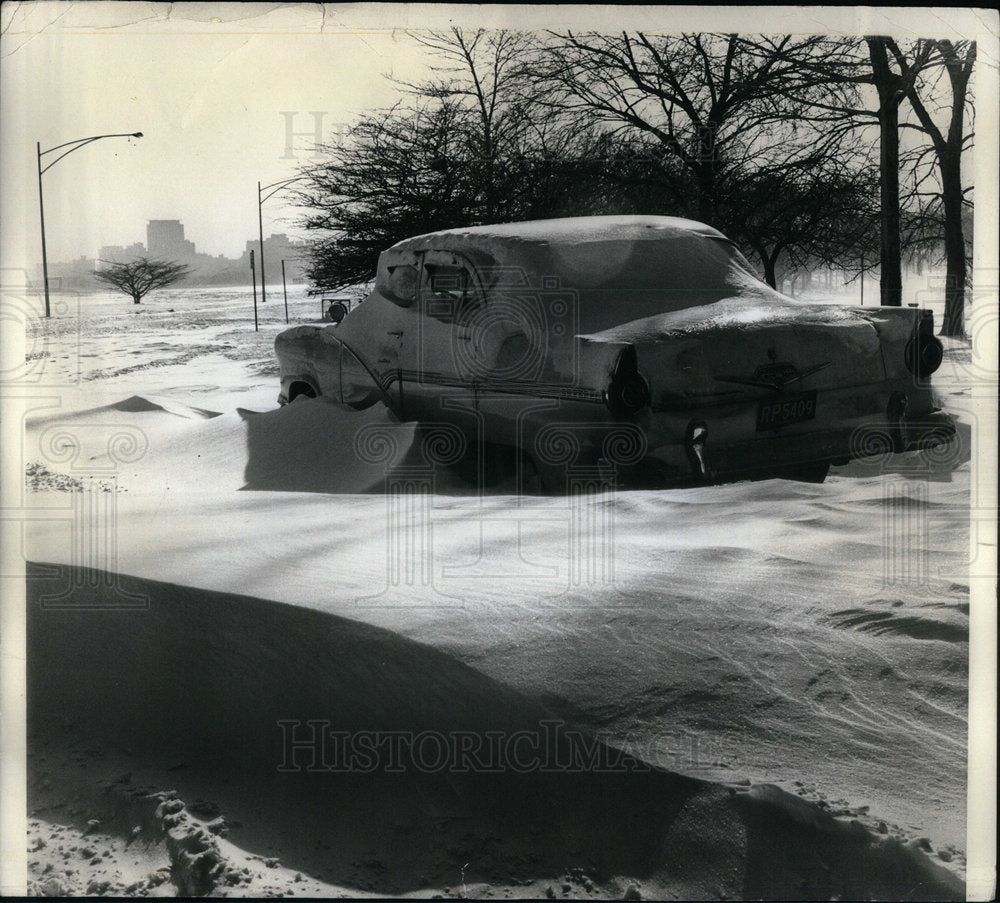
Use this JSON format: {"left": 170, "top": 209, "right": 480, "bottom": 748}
{"left": 27, "top": 563, "right": 964, "bottom": 900}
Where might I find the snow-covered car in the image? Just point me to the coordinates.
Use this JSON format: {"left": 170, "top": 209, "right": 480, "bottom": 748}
{"left": 276, "top": 216, "right": 954, "bottom": 486}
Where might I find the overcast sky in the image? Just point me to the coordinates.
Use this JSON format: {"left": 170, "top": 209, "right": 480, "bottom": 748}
{"left": 2, "top": 3, "right": 996, "bottom": 267}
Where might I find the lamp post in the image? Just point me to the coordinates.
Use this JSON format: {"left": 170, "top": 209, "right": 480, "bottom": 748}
{"left": 37, "top": 132, "right": 143, "bottom": 318}
{"left": 250, "top": 249, "right": 258, "bottom": 332}
{"left": 281, "top": 259, "right": 289, "bottom": 325}
{"left": 257, "top": 175, "right": 306, "bottom": 307}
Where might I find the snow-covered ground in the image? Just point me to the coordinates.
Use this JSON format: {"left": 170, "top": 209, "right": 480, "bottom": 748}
{"left": 17, "top": 284, "right": 975, "bottom": 898}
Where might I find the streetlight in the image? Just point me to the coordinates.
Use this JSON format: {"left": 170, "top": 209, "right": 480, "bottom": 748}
{"left": 257, "top": 175, "right": 306, "bottom": 307}
{"left": 36, "top": 132, "right": 143, "bottom": 318}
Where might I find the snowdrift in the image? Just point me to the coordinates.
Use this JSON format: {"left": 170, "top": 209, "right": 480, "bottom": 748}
{"left": 28, "top": 562, "right": 964, "bottom": 900}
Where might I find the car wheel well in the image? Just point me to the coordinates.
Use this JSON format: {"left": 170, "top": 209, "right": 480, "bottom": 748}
{"left": 288, "top": 381, "right": 318, "bottom": 402}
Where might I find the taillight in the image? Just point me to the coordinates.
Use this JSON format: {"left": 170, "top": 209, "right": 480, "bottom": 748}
{"left": 605, "top": 346, "right": 651, "bottom": 418}
{"left": 905, "top": 311, "right": 944, "bottom": 377}
{"left": 685, "top": 420, "right": 711, "bottom": 480}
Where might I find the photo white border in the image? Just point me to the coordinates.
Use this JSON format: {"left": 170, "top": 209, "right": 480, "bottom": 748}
{"left": 1, "top": 5, "right": 996, "bottom": 898}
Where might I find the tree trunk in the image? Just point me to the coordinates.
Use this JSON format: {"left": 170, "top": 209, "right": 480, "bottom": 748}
{"left": 868, "top": 38, "right": 903, "bottom": 307}
{"left": 132, "top": 294, "right": 141, "bottom": 304}
{"left": 695, "top": 169, "right": 715, "bottom": 225}
{"left": 892, "top": 40, "right": 973, "bottom": 336}
{"left": 940, "top": 150, "right": 966, "bottom": 336}
{"left": 754, "top": 243, "right": 779, "bottom": 288}
{"left": 761, "top": 255, "right": 777, "bottom": 289}
{"left": 876, "top": 91, "right": 903, "bottom": 307}
{"left": 937, "top": 41, "right": 974, "bottom": 338}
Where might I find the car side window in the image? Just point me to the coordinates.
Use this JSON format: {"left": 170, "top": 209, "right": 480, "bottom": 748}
{"left": 422, "top": 262, "right": 481, "bottom": 323}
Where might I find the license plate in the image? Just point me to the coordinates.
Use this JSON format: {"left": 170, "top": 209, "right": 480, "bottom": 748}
{"left": 756, "top": 391, "right": 817, "bottom": 431}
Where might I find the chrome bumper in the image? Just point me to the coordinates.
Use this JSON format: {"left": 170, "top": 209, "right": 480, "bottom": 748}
{"left": 641, "top": 409, "right": 956, "bottom": 483}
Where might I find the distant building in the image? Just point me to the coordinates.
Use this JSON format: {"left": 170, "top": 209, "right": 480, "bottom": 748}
{"left": 147, "top": 220, "right": 196, "bottom": 259}
{"left": 242, "top": 233, "right": 309, "bottom": 282}
{"left": 44, "top": 255, "right": 99, "bottom": 291}
{"left": 243, "top": 233, "right": 305, "bottom": 262}
{"left": 98, "top": 242, "right": 146, "bottom": 264}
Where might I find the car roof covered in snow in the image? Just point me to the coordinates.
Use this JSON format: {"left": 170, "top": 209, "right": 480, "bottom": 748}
{"left": 389, "top": 215, "right": 730, "bottom": 247}
{"left": 376, "top": 215, "right": 787, "bottom": 333}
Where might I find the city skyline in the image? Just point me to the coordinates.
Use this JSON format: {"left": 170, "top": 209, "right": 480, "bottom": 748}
{"left": 40, "top": 217, "right": 309, "bottom": 290}
{"left": 95, "top": 219, "right": 306, "bottom": 266}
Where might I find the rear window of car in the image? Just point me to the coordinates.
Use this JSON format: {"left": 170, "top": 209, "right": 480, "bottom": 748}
{"left": 385, "top": 264, "right": 418, "bottom": 304}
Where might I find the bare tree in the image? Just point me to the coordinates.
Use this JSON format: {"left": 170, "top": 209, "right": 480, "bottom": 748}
{"left": 93, "top": 257, "right": 190, "bottom": 304}
{"left": 402, "top": 29, "right": 542, "bottom": 218}
{"left": 737, "top": 161, "right": 880, "bottom": 288}
{"left": 890, "top": 39, "right": 975, "bottom": 336}
{"left": 864, "top": 36, "right": 909, "bottom": 307}
{"left": 853, "top": 38, "right": 973, "bottom": 331}
{"left": 301, "top": 28, "right": 944, "bottom": 300}
{"left": 297, "top": 28, "right": 609, "bottom": 288}
{"left": 712, "top": 34, "right": 920, "bottom": 304}
{"left": 533, "top": 32, "right": 876, "bottom": 285}
{"left": 296, "top": 103, "right": 478, "bottom": 289}
{"left": 762, "top": 36, "right": 974, "bottom": 324}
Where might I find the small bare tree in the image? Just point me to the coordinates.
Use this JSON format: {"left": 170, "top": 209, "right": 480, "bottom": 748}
{"left": 93, "top": 257, "right": 190, "bottom": 304}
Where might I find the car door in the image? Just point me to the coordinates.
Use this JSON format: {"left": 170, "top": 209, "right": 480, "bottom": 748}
{"left": 392, "top": 251, "right": 484, "bottom": 430}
